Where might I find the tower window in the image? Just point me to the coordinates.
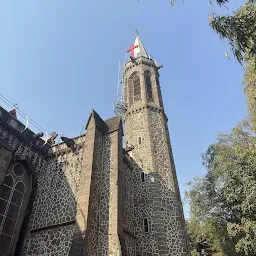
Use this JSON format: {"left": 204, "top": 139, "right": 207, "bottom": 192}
{"left": 141, "top": 172, "right": 145, "bottom": 182}
{"left": 128, "top": 72, "right": 140, "bottom": 105}
{"left": 138, "top": 137, "right": 142, "bottom": 145}
{"left": 145, "top": 71, "right": 153, "bottom": 102}
{"left": 133, "top": 76, "right": 141, "bottom": 102}
{"left": 143, "top": 218, "right": 149, "bottom": 233}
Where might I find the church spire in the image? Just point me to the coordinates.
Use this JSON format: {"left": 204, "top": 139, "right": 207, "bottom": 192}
{"left": 126, "top": 36, "right": 149, "bottom": 60}
{"left": 133, "top": 36, "right": 149, "bottom": 59}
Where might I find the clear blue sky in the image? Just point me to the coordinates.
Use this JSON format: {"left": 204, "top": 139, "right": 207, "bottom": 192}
{"left": 0, "top": 0, "right": 247, "bottom": 217}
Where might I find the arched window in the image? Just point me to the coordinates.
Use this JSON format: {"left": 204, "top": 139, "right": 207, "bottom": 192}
{"left": 145, "top": 71, "right": 153, "bottom": 102}
{"left": 141, "top": 172, "right": 145, "bottom": 182}
{"left": 138, "top": 137, "right": 142, "bottom": 145}
{"left": 133, "top": 76, "right": 141, "bottom": 102}
{"left": 128, "top": 72, "right": 141, "bottom": 105}
{"left": 0, "top": 175, "right": 24, "bottom": 253}
{"left": 0, "top": 162, "right": 31, "bottom": 255}
{"left": 143, "top": 218, "right": 149, "bottom": 233}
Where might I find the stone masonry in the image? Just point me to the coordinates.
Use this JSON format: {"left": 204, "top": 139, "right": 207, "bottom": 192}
{"left": 0, "top": 36, "right": 190, "bottom": 256}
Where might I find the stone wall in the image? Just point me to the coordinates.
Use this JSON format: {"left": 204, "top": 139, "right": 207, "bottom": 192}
{"left": 0, "top": 107, "right": 84, "bottom": 256}
{"left": 84, "top": 120, "right": 122, "bottom": 256}
{"left": 148, "top": 110, "right": 190, "bottom": 255}
{"left": 123, "top": 57, "right": 190, "bottom": 255}
{"left": 22, "top": 224, "right": 75, "bottom": 255}
{"left": 124, "top": 106, "right": 190, "bottom": 256}
{"left": 0, "top": 145, "right": 13, "bottom": 184}
{"left": 0, "top": 107, "right": 124, "bottom": 256}
{"left": 0, "top": 107, "right": 51, "bottom": 255}
{"left": 22, "top": 139, "right": 85, "bottom": 256}
{"left": 85, "top": 129, "right": 112, "bottom": 255}
{"left": 124, "top": 155, "right": 159, "bottom": 255}
{"left": 29, "top": 145, "right": 84, "bottom": 230}
{"left": 124, "top": 106, "right": 154, "bottom": 171}
{"left": 123, "top": 160, "right": 136, "bottom": 256}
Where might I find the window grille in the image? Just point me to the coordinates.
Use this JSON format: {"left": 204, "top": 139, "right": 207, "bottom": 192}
{"left": 0, "top": 164, "right": 26, "bottom": 254}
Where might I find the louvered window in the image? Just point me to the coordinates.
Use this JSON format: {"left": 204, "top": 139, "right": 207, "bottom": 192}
{"left": 133, "top": 76, "right": 141, "bottom": 102}
{"left": 145, "top": 71, "right": 153, "bottom": 102}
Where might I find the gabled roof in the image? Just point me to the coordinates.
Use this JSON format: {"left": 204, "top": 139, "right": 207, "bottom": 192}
{"left": 85, "top": 109, "right": 108, "bottom": 133}
{"left": 104, "top": 116, "right": 121, "bottom": 133}
{"left": 86, "top": 109, "right": 122, "bottom": 134}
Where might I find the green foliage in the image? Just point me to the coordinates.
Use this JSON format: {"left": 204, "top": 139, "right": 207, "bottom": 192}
{"left": 185, "top": 120, "right": 256, "bottom": 255}
{"left": 210, "top": 1, "right": 256, "bottom": 63}
{"left": 186, "top": 216, "right": 234, "bottom": 255}
{"left": 170, "top": 0, "right": 230, "bottom": 6}
{"left": 244, "top": 58, "right": 256, "bottom": 131}
{"left": 168, "top": 1, "right": 256, "bottom": 254}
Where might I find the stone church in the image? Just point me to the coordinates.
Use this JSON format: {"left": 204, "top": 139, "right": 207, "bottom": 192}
{"left": 0, "top": 36, "right": 190, "bottom": 256}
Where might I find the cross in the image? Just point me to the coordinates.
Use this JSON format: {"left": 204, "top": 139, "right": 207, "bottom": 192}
{"left": 135, "top": 28, "right": 139, "bottom": 37}
{"left": 126, "top": 44, "right": 138, "bottom": 59}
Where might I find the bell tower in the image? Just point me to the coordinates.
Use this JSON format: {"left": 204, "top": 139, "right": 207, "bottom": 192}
{"left": 123, "top": 36, "right": 190, "bottom": 256}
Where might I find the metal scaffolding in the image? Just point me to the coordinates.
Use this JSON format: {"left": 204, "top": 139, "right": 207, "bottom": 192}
{"left": 114, "top": 53, "right": 128, "bottom": 122}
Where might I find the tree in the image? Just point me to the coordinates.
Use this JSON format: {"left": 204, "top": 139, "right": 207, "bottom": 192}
{"left": 168, "top": 0, "right": 256, "bottom": 253}
{"left": 186, "top": 216, "right": 233, "bottom": 255}
{"left": 210, "top": 1, "right": 256, "bottom": 64}
{"left": 244, "top": 58, "right": 256, "bottom": 131}
{"left": 185, "top": 120, "right": 256, "bottom": 255}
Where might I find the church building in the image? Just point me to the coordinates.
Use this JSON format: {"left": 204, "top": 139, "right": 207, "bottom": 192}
{"left": 0, "top": 36, "right": 190, "bottom": 256}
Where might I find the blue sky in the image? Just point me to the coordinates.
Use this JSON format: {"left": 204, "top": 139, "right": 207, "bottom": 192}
{"left": 0, "top": 0, "right": 246, "bottom": 217}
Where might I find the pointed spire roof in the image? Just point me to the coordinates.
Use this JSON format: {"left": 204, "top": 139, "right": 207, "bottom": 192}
{"left": 133, "top": 36, "right": 149, "bottom": 59}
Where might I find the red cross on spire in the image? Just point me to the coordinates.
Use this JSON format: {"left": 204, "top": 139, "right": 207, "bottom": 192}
{"left": 126, "top": 44, "right": 138, "bottom": 59}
